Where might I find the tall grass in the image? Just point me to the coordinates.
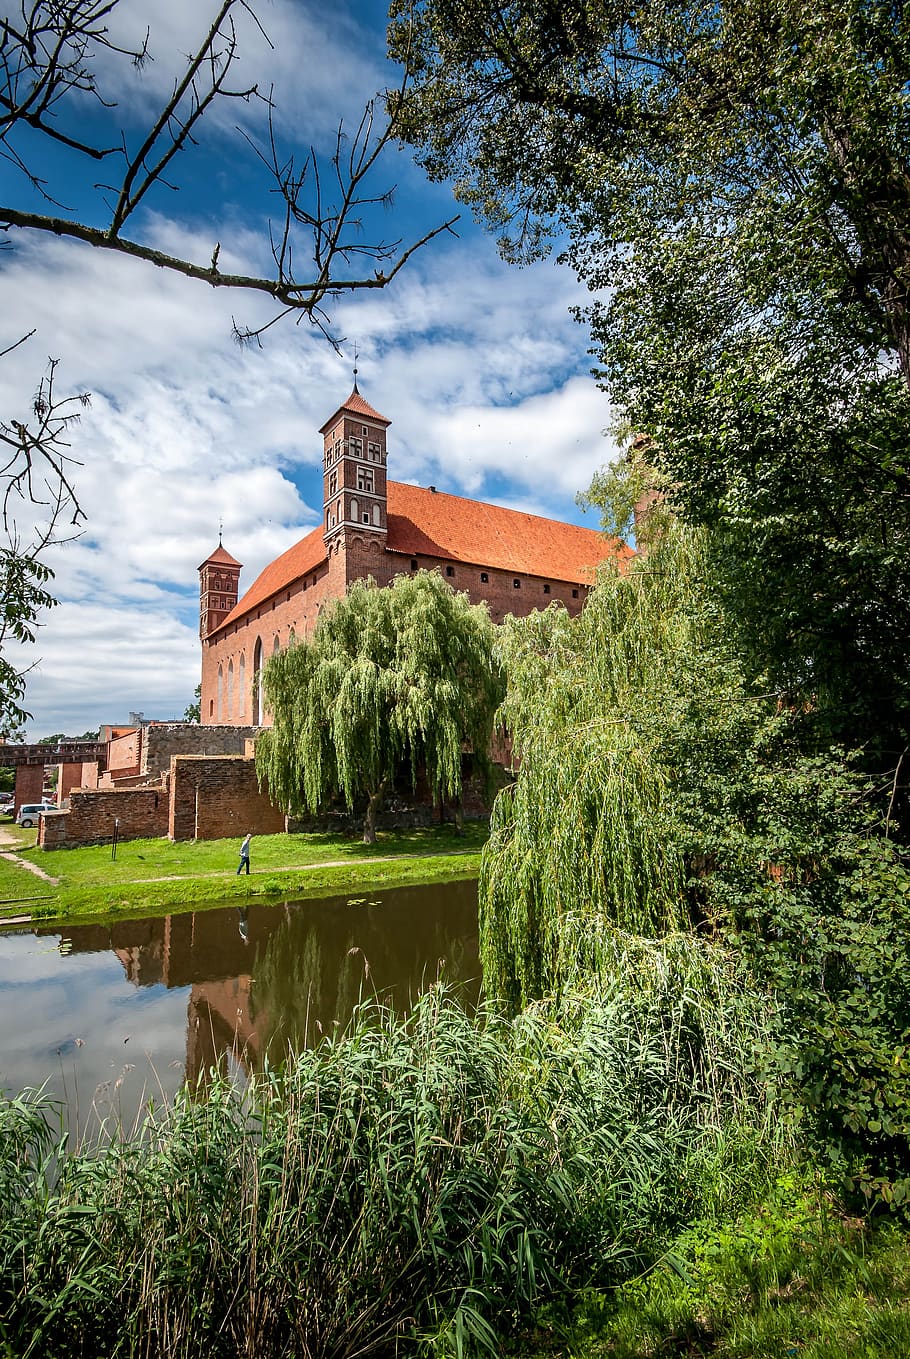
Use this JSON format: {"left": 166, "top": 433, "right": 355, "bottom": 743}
{"left": 0, "top": 973, "right": 781, "bottom": 1358}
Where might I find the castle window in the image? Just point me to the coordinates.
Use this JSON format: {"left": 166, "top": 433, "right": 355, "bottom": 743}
{"left": 350, "top": 436, "right": 362, "bottom": 455}
{"left": 411, "top": 559, "right": 418, "bottom": 570}
{"left": 372, "top": 504, "right": 381, "bottom": 526}
{"left": 480, "top": 572, "right": 488, "bottom": 584}
{"left": 357, "top": 467, "right": 374, "bottom": 492}
{"left": 362, "top": 425, "right": 368, "bottom": 435}
{"left": 239, "top": 654, "right": 246, "bottom": 718}
{"left": 572, "top": 589, "right": 579, "bottom": 599}
{"left": 369, "top": 442, "right": 380, "bottom": 459}
{"left": 446, "top": 565, "right": 454, "bottom": 577}
{"left": 513, "top": 579, "right": 521, "bottom": 589}
{"left": 329, "top": 471, "right": 337, "bottom": 495}
{"left": 351, "top": 497, "right": 359, "bottom": 523}
{"left": 362, "top": 512, "right": 370, "bottom": 524}
{"left": 543, "top": 583, "right": 551, "bottom": 594}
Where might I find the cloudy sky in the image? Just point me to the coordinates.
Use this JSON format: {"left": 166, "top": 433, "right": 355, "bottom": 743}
{"left": 1, "top": 0, "right": 619, "bottom": 738}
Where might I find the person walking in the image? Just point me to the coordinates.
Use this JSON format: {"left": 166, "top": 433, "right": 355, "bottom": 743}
{"left": 236, "top": 832, "right": 252, "bottom": 875}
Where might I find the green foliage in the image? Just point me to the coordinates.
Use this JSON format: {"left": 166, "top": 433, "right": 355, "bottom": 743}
{"left": 0, "top": 984, "right": 775, "bottom": 1357}
{"left": 257, "top": 571, "right": 503, "bottom": 841}
{"left": 390, "top": 0, "right": 910, "bottom": 780}
{"left": 0, "top": 547, "right": 56, "bottom": 731}
{"left": 183, "top": 685, "right": 201, "bottom": 724}
{"left": 480, "top": 524, "right": 732, "bottom": 1007}
{"left": 559, "top": 1176, "right": 910, "bottom": 1359}
{"left": 481, "top": 523, "right": 910, "bottom": 1188}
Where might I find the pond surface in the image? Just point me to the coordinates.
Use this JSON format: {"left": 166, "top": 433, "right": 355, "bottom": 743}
{"left": 0, "top": 877, "right": 479, "bottom": 1140}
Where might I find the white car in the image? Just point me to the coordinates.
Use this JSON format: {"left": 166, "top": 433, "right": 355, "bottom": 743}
{"left": 16, "top": 802, "right": 57, "bottom": 828}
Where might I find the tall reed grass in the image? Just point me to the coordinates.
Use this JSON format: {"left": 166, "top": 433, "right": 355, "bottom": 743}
{"left": 0, "top": 975, "right": 781, "bottom": 1359}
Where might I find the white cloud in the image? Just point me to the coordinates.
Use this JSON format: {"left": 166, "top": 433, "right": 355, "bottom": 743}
{"left": 2, "top": 153, "right": 618, "bottom": 737}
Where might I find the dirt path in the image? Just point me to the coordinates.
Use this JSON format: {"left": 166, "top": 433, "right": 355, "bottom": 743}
{"left": 0, "top": 824, "right": 61, "bottom": 884}
{"left": 140, "top": 848, "right": 477, "bottom": 884}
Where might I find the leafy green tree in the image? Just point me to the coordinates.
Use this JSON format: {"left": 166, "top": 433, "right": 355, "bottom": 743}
{"left": 389, "top": 0, "right": 910, "bottom": 801}
{"left": 482, "top": 522, "right": 910, "bottom": 1193}
{"left": 256, "top": 571, "right": 503, "bottom": 843}
{"left": 184, "top": 686, "right": 202, "bottom": 724}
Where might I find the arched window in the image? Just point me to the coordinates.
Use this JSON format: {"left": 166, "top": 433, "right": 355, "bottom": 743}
{"left": 273, "top": 634, "right": 280, "bottom": 655}
{"left": 350, "top": 497, "right": 359, "bottom": 523}
{"left": 216, "top": 664, "right": 223, "bottom": 722}
{"left": 288, "top": 627, "right": 296, "bottom": 647}
{"left": 253, "top": 637, "right": 264, "bottom": 725}
{"left": 372, "top": 503, "right": 381, "bottom": 526}
{"left": 238, "top": 653, "right": 246, "bottom": 719}
{"left": 226, "top": 659, "right": 234, "bottom": 719}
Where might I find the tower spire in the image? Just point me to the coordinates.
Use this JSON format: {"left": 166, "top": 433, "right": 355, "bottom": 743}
{"left": 352, "top": 342, "right": 359, "bottom": 393}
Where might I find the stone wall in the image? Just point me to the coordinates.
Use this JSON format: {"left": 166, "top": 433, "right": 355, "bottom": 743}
{"left": 169, "top": 755, "right": 286, "bottom": 842}
{"left": 141, "top": 723, "right": 260, "bottom": 777}
{"left": 39, "top": 785, "right": 169, "bottom": 849}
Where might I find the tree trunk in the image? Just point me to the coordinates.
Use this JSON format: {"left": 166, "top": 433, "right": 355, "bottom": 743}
{"left": 454, "top": 794, "right": 464, "bottom": 836}
{"left": 363, "top": 780, "right": 387, "bottom": 844}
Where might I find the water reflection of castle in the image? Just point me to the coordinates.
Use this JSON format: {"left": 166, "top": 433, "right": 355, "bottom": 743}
{"left": 44, "top": 884, "right": 480, "bottom": 1086}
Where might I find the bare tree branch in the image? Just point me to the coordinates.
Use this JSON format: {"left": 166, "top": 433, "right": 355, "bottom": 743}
{"left": 1, "top": 0, "right": 458, "bottom": 331}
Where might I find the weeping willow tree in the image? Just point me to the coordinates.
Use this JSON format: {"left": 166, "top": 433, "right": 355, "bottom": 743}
{"left": 481, "top": 523, "right": 769, "bottom": 1009}
{"left": 256, "top": 570, "right": 503, "bottom": 842}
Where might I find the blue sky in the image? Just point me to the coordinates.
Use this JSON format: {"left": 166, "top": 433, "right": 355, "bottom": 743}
{"left": 1, "top": 0, "right": 619, "bottom": 736}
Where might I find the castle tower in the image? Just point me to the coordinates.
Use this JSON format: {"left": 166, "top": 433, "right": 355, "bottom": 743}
{"left": 198, "top": 542, "right": 242, "bottom": 640}
{"left": 319, "top": 383, "right": 391, "bottom": 556}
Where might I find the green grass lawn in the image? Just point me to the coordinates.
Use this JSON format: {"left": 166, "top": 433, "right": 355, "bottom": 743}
{"left": 0, "top": 820, "right": 486, "bottom": 921}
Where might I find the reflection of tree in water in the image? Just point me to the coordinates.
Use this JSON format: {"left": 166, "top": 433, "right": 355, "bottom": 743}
{"left": 251, "top": 885, "right": 480, "bottom": 1062}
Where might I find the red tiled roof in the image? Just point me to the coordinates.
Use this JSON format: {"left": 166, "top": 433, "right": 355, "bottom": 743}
{"left": 386, "top": 482, "right": 629, "bottom": 583}
{"left": 198, "top": 543, "right": 242, "bottom": 570}
{"left": 211, "top": 482, "right": 629, "bottom": 638}
{"left": 319, "top": 385, "right": 390, "bottom": 434}
{"left": 215, "top": 525, "right": 326, "bottom": 633}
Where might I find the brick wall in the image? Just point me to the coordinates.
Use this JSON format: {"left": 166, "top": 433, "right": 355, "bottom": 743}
{"left": 58, "top": 762, "right": 84, "bottom": 800}
{"left": 169, "top": 755, "right": 286, "bottom": 842}
{"left": 13, "top": 765, "right": 43, "bottom": 815}
{"left": 201, "top": 545, "right": 348, "bottom": 725}
{"left": 200, "top": 531, "right": 591, "bottom": 729}
{"left": 141, "top": 723, "right": 260, "bottom": 777}
{"left": 107, "top": 729, "right": 141, "bottom": 777}
{"left": 38, "top": 785, "right": 170, "bottom": 849}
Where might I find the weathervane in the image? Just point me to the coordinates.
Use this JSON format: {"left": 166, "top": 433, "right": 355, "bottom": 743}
{"left": 353, "top": 342, "right": 359, "bottom": 391}
{"left": 218, "top": 516, "right": 223, "bottom": 546}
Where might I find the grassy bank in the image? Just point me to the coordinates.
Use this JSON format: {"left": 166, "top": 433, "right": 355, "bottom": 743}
{"left": 0, "top": 822, "right": 486, "bottom": 921}
{"left": 517, "top": 1182, "right": 910, "bottom": 1358}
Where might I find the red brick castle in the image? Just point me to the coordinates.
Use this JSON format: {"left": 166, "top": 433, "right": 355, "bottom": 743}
{"left": 199, "top": 384, "right": 627, "bottom": 724}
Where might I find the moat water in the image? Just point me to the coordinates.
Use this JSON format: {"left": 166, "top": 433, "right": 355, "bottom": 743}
{"left": 0, "top": 877, "right": 479, "bottom": 1139}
